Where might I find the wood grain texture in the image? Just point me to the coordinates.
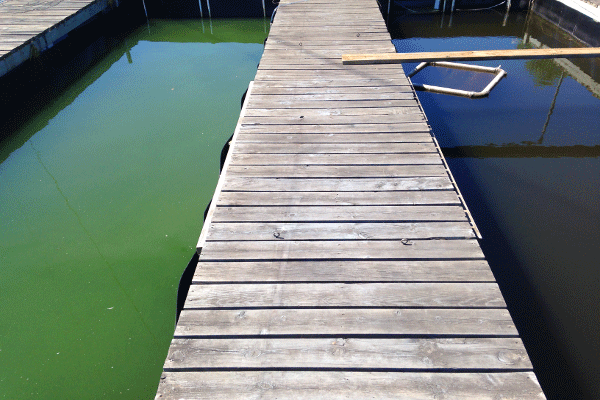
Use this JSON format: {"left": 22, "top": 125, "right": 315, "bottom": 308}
{"left": 210, "top": 205, "right": 469, "bottom": 222}
{"left": 205, "top": 221, "right": 475, "bottom": 241}
{"left": 163, "top": 337, "right": 530, "bottom": 369}
{"left": 232, "top": 142, "right": 437, "bottom": 154}
{"left": 228, "top": 153, "right": 442, "bottom": 166}
{"left": 156, "top": 371, "right": 545, "bottom": 400}
{"left": 214, "top": 190, "right": 459, "bottom": 206}
{"left": 225, "top": 164, "right": 447, "bottom": 178}
{"left": 235, "top": 132, "right": 432, "bottom": 143}
{"left": 184, "top": 282, "right": 505, "bottom": 309}
{"left": 222, "top": 177, "right": 454, "bottom": 191}
{"left": 175, "top": 308, "right": 517, "bottom": 336}
{"left": 192, "top": 260, "right": 496, "bottom": 282}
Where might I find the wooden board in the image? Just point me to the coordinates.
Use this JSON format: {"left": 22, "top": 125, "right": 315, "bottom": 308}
{"left": 185, "top": 282, "right": 502, "bottom": 308}
{"left": 175, "top": 308, "right": 517, "bottom": 336}
{"left": 204, "top": 221, "right": 475, "bottom": 241}
{"left": 198, "top": 240, "right": 483, "bottom": 261}
{"left": 164, "top": 337, "right": 530, "bottom": 369}
{"left": 214, "top": 190, "right": 457, "bottom": 206}
{"left": 192, "top": 259, "right": 495, "bottom": 283}
{"left": 343, "top": 47, "right": 600, "bottom": 64}
{"left": 157, "top": 371, "right": 544, "bottom": 400}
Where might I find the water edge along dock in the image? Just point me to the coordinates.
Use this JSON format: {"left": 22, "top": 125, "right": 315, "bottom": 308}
{"left": 156, "top": 0, "right": 546, "bottom": 398}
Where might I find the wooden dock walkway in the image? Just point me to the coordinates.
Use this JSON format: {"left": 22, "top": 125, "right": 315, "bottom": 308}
{"left": 156, "top": 0, "right": 546, "bottom": 398}
{"left": 0, "top": 0, "right": 113, "bottom": 77}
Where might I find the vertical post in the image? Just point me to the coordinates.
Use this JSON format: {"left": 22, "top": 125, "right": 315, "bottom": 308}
{"left": 207, "top": 0, "right": 212, "bottom": 33}
{"left": 387, "top": 0, "right": 391, "bottom": 23}
{"left": 262, "top": 0, "right": 266, "bottom": 18}
{"left": 440, "top": 0, "right": 447, "bottom": 28}
{"left": 199, "top": 0, "right": 203, "bottom": 18}
{"left": 503, "top": 0, "right": 511, "bottom": 26}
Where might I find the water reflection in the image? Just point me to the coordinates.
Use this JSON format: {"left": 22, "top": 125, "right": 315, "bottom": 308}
{"left": 389, "top": 5, "right": 600, "bottom": 399}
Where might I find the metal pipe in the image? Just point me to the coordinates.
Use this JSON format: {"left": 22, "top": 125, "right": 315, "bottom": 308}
{"left": 407, "top": 62, "right": 429, "bottom": 78}
{"left": 503, "top": 0, "right": 511, "bottom": 26}
{"left": 408, "top": 61, "right": 507, "bottom": 98}
{"left": 430, "top": 61, "right": 502, "bottom": 74}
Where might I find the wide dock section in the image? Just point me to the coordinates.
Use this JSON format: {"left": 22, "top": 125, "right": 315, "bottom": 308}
{"left": 156, "top": 0, "right": 545, "bottom": 398}
{"left": 0, "top": 0, "right": 114, "bottom": 77}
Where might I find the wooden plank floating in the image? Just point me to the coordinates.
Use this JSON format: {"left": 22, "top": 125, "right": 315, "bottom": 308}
{"left": 343, "top": 47, "right": 600, "bottom": 64}
{"left": 157, "top": 0, "right": 546, "bottom": 398}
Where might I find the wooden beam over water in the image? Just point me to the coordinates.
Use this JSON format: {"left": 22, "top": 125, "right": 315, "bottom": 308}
{"left": 342, "top": 47, "right": 600, "bottom": 64}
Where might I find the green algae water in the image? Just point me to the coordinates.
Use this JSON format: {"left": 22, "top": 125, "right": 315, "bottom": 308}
{"left": 388, "top": 7, "right": 600, "bottom": 399}
{"left": 0, "top": 19, "right": 267, "bottom": 399}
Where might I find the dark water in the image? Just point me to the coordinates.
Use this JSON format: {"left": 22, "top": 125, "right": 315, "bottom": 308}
{"left": 0, "top": 19, "right": 267, "bottom": 399}
{"left": 389, "top": 8, "right": 600, "bottom": 400}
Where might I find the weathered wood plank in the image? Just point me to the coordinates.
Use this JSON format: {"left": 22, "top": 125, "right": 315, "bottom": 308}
{"left": 251, "top": 78, "right": 410, "bottom": 88}
{"left": 232, "top": 142, "right": 437, "bottom": 154}
{"left": 245, "top": 99, "right": 418, "bottom": 109}
{"left": 225, "top": 165, "right": 447, "bottom": 178}
{"left": 237, "top": 123, "right": 431, "bottom": 134}
{"left": 235, "top": 133, "right": 432, "bottom": 143}
{"left": 156, "top": 371, "right": 545, "bottom": 400}
{"left": 175, "top": 308, "right": 516, "bottom": 336}
{"left": 229, "top": 153, "right": 442, "bottom": 166}
{"left": 193, "top": 260, "right": 495, "bottom": 282}
{"left": 216, "top": 190, "right": 457, "bottom": 206}
{"left": 186, "top": 282, "right": 503, "bottom": 308}
{"left": 222, "top": 177, "right": 453, "bottom": 192}
{"left": 211, "top": 205, "right": 468, "bottom": 223}
{"left": 164, "top": 337, "right": 530, "bottom": 369}
{"left": 343, "top": 47, "right": 600, "bottom": 64}
{"left": 205, "top": 221, "right": 475, "bottom": 241}
{"left": 199, "top": 239, "right": 483, "bottom": 260}
{"left": 242, "top": 108, "right": 423, "bottom": 118}
{"left": 249, "top": 86, "right": 414, "bottom": 95}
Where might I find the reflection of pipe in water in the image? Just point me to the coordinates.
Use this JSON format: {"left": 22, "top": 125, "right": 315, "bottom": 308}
{"left": 29, "top": 142, "right": 159, "bottom": 346}
{"left": 537, "top": 72, "right": 564, "bottom": 144}
{"left": 434, "top": 0, "right": 440, "bottom": 9}
{"left": 141, "top": 0, "right": 150, "bottom": 33}
{"left": 440, "top": 0, "right": 446, "bottom": 28}
{"left": 449, "top": 0, "right": 456, "bottom": 27}
{"left": 262, "top": 0, "right": 266, "bottom": 18}
{"left": 207, "top": 0, "right": 212, "bottom": 34}
{"left": 503, "top": 0, "right": 511, "bottom": 26}
{"left": 198, "top": 0, "right": 203, "bottom": 18}
{"left": 522, "top": 3, "right": 533, "bottom": 44}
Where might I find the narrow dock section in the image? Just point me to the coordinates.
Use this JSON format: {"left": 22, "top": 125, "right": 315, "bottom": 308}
{"left": 0, "top": 0, "right": 114, "bottom": 77}
{"left": 157, "top": 0, "right": 546, "bottom": 398}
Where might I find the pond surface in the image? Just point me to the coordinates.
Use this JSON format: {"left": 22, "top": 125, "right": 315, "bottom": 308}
{"left": 389, "top": 7, "right": 600, "bottom": 399}
{"left": 0, "top": 19, "right": 267, "bottom": 399}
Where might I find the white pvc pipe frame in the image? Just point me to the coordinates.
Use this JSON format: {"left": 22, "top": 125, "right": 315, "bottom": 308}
{"left": 408, "top": 61, "right": 508, "bottom": 98}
